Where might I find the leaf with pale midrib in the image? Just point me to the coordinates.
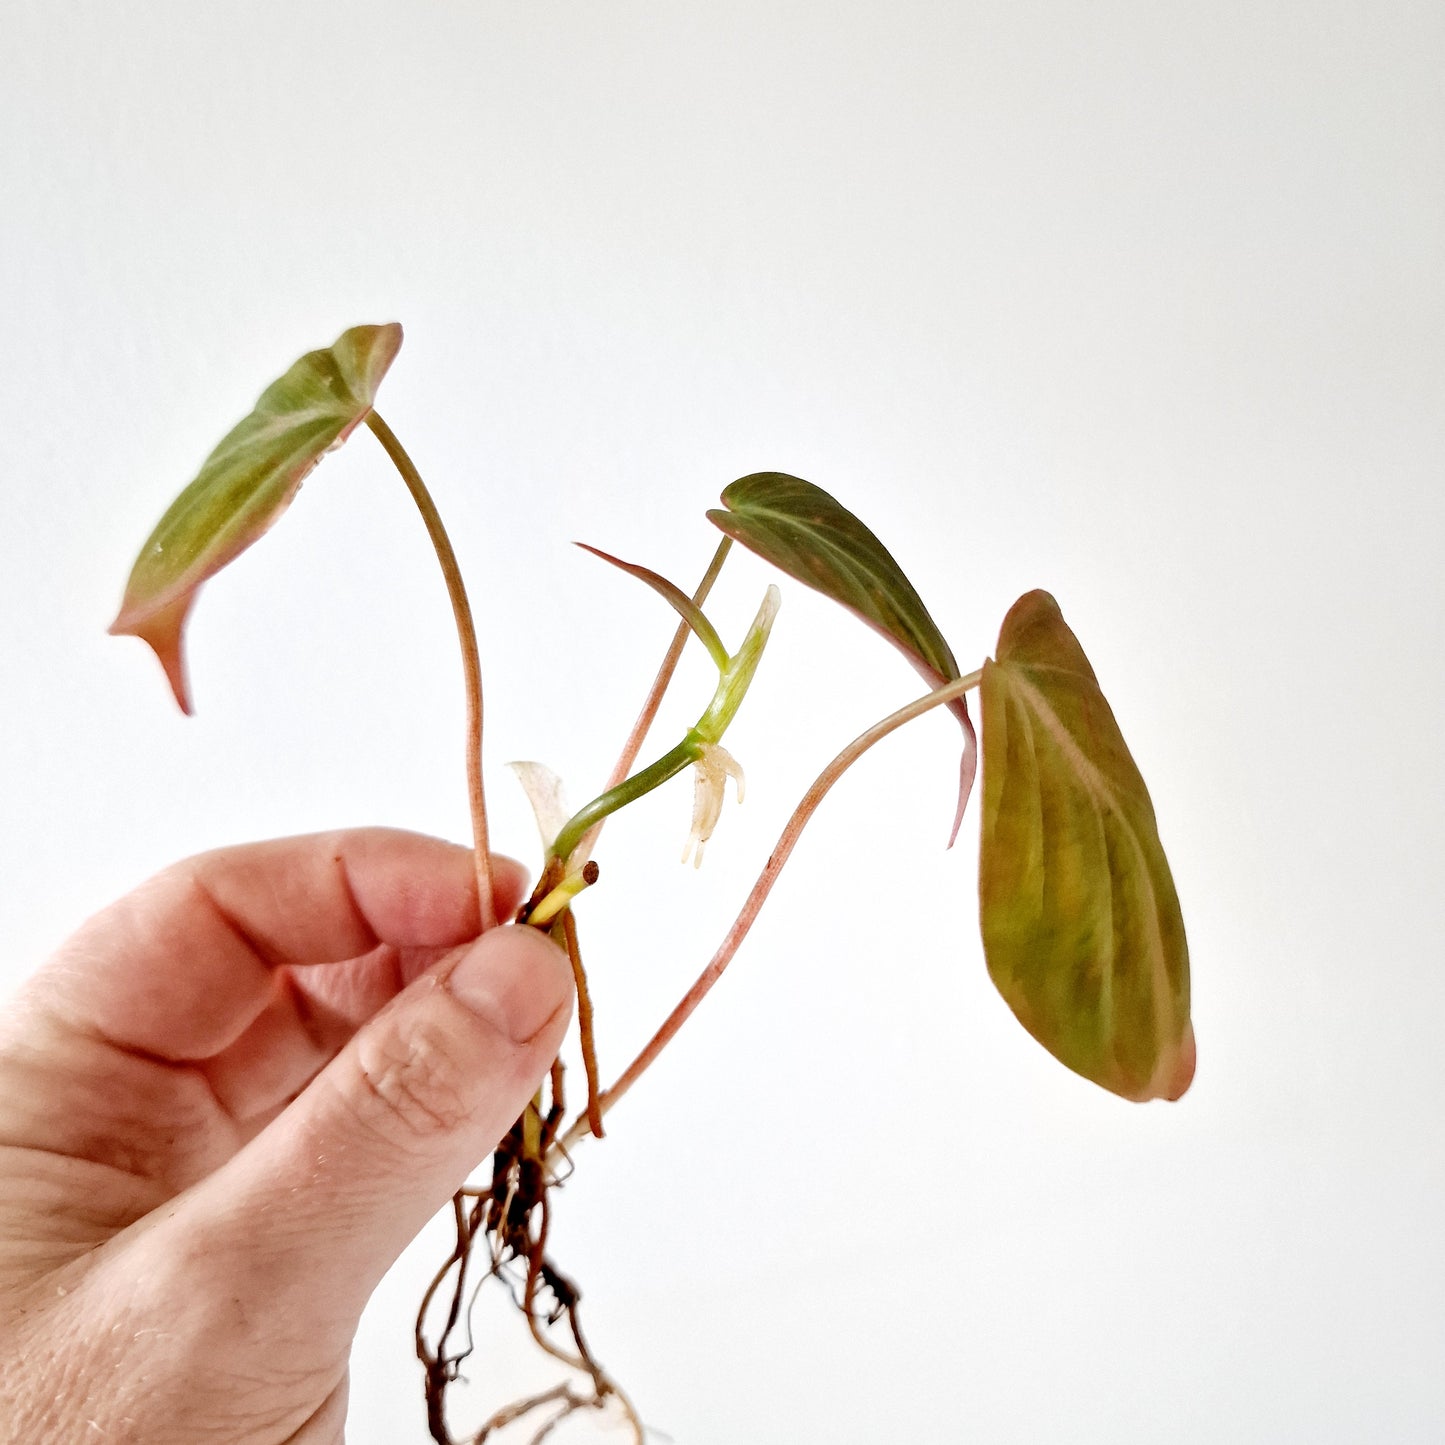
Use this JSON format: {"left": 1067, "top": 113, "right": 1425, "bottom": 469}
{"left": 707, "top": 471, "right": 976, "bottom": 841}
{"left": 979, "top": 590, "right": 1194, "bottom": 1102}
{"left": 110, "top": 323, "right": 403, "bottom": 712}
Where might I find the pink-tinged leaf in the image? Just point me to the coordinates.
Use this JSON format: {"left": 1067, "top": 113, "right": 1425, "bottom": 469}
{"left": 110, "top": 322, "right": 403, "bottom": 711}
{"left": 979, "top": 591, "right": 1194, "bottom": 1102}
{"left": 707, "top": 472, "right": 976, "bottom": 841}
{"left": 576, "top": 543, "right": 730, "bottom": 670}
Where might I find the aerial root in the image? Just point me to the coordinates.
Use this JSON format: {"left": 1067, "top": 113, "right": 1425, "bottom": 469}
{"left": 418, "top": 1061, "right": 640, "bottom": 1443}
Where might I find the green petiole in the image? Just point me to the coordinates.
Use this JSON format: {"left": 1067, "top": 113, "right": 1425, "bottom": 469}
{"left": 550, "top": 733, "right": 705, "bottom": 864}
{"left": 549, "top": 583, "right": 781, "bottom": 865}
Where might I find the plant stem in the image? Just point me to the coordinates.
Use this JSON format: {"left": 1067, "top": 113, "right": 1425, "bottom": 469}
{"left": 528, "top": 860, "right": 600, "bottom": 927}
{"left": 366, "top": 411, "right": 497, "bottom": 930}
{"left": 549, "top": 575, "right": 775, "bottom": 864}
{"left": 551, "top": 665, "right": 985, "bottom": 1160}
{"left": 577, "top": 538, "right": 731, "bottom": 860}
{"left": 559, "top": 909, "right": 604, "bottom": 1138}
{"left": 551, "top": 733, "right": 703, "bottom": 865}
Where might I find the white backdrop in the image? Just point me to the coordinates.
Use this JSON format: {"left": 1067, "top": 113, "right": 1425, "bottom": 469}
{"left": 3, "top": 3, "right": 1442, "bottom": 1441}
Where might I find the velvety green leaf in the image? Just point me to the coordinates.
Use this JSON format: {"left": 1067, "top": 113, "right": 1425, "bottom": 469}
{"left": 708, "top": 472, "right": 961, "bottom": 681}
{"left": 707, "top": 472, "right": 976, "bottom": 840}
{"left": 978, "top": 590, "right": 1194, "bottom": 1102}
{"left": 110, "top": 322, "right": 403, "bottom": 712}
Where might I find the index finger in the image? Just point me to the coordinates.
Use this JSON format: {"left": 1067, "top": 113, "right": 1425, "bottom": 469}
{"left": 33, "top": 829, "right": 528, "bottom": 1061}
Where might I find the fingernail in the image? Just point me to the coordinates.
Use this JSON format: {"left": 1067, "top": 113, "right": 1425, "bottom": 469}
{"left": 444, "top": 926, "right": 571, "bottom": 1044}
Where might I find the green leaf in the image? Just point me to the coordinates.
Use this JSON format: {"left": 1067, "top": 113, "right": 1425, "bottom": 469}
{"left": 978, "top": 591, "right": 1194, "bottom": 1102}
{"left": 708, "top": 472, "right": 960, "bottom": 681}
{"left": 576, "top": 542, "right": 730, "bottom": 670}
{"left": 708, "top": 471, "right": 976, "bottom": 841}
{"left": 109, "top": 322, "right": 403, "bottom": 712}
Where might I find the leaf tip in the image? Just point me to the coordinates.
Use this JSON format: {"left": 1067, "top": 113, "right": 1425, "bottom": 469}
{"left": 944, "top": 701, "right": 978, "bottom": 848}
{"left": 1161, "top": 1021, "right": 1197, "bottom": 1102}
{"left": 1119, "top": 1020, "right": 1197, "bottom": 1102}
{"left": 109, "top": 591, "right": 195, "bottom": 714}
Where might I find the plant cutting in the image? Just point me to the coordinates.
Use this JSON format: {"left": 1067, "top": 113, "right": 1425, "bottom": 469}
{"left": 110, "top": 322, "right": 1194, "bottom": 1442}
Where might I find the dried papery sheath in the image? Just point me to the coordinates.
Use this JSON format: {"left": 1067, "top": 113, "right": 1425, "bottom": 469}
{"left": 508, "top": 760, "right": 573, "bottom": 854}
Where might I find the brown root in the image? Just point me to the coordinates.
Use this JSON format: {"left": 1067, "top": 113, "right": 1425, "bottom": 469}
{"left": 418, "top": 906, "right": 640, "bottom": 1443}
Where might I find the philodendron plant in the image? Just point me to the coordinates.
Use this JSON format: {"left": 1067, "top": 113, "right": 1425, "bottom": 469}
{"left": 111, "top": 324, "right": 1194, "bottom": 1443}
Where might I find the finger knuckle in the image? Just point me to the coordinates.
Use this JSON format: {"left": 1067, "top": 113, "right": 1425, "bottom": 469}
{"left": 352, "top": 1008, "right": 472, "bottom": 1140}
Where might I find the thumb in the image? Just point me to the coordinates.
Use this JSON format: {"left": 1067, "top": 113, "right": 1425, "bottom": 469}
{"left": 169, "top": 924, "right": 573, "bottom": 1325}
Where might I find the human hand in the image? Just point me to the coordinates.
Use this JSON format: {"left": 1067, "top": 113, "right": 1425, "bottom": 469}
{"left": 0, "top": 829, "right": 573, "bottom": 1443}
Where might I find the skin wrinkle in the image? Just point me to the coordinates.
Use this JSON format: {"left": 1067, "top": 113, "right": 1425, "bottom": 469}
{"left": 350, "top": 978, "right": 477, "bottom": 1140}
{"left": 0, "top": 1148, "right": 167, "bottom": 1228}
{"left": 45, "top": 880, "right": 272, "bottom": 1064}
{"left": 286, "top": 945, "right": 409, "bottom": 1052}
{"left": 62, "top": 1299, "right": 339, "bottom": 1445}
{"left": 0, "top": 1015, "right": 236, "bottom": 1190}
{"left": 194, "top": 856, "right": 376, "bottom": 976}
{"left": 283, "top": 962, "right": 354, "bottom": 1055}
{"left": 281, "top": 1378, "right": 349, "bottom": 1445}
{"left": 235, "top": 858, "right": 295, "bottom": 970}
{"left": 203, "top": 945, "right": 438, "bottom": 1132}
{"left": 330, "top": 846, "right": 390, "bottom": 954}
{"left": 85, "top": 1212, "right": 332, "bottom": 1383}
{"left": 321, "top": 835, "right": 487, "bottom": 962}
{"left": 202, "top": 971, "right": 344, "bottom": 1128}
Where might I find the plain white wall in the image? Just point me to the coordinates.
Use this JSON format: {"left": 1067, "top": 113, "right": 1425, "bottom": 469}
{"left": 3, "top": 2, "right": 1442, "bottom": 1441}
